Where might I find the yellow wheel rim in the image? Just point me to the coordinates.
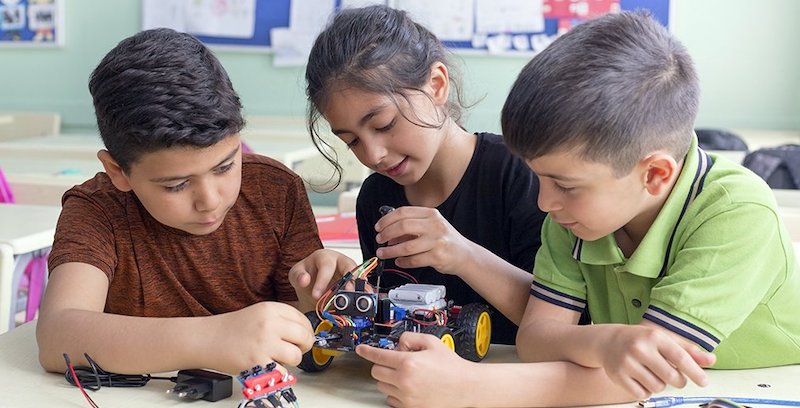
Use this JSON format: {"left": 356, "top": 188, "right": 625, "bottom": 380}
{"left": 475, "top": 311, "right": 491, "bottom": 357}
{"left": 440, "top": 333, "right": 455, "bottom": 351}
{"left": 312, "top": 320, "right": 338, "bottom": 365}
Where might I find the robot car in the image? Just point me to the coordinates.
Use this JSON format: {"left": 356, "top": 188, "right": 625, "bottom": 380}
{"left": 298, "top": 257, "right": 492, "bottom": 372}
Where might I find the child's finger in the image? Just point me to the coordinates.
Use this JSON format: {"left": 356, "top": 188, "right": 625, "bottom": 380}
{"left": 633, "top": 364, "right": 668, "bottom": 394}
{"left": 311, "top": 265, "right": 335, "bottom": 298}
{"left": 395, "top": 331, "right": 441, "bottom": 352}
{"left": 268, "top": 340, "right": 307, "bottom": 366}
{"left": 667, "top": 343, "right": 709, "bottom": 387}
{"left": 288, "top": 268, "right": 311, "bottom": 289}
{"left": 687, "top": 344, "right": 717, "bottom": 368}
{"left": 370, "top": 362, "right": 399, "bottom": 385}
{"left": 647, "top": 351, "right": 686, "bottom": 389}
{"left": 356, "top": 344, "right": 405, "bottom": 368}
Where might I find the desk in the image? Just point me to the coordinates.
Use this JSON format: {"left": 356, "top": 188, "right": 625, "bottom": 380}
{"left": 0, "top": 133, "right": 103, "bottom": 160}
{"left": 733, "top": 129, "right": 800, "bottom": 152}
{"left": 0, "top": 156, "right": 103, "bottom": 205}
{"left": 0, "top": 133, "right": 321, "bottom": 171}
{"left": 0, "top": 136, "right": 324, "bottom": 205}
{"left": 2, "top": 322, "right": 798, "bottom": 408}
{"left": 243, "top": 138, "right": 320, "bottom": 171}
{"left": 0, "top": 204, "right": 61, "bottom": 333}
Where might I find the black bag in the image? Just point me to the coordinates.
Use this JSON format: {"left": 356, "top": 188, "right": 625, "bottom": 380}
{"left": 696, "top": 128, "right": 748, "bottom": 151}
{"left": 742, "top": 145, "right": 800, "bottom": 189}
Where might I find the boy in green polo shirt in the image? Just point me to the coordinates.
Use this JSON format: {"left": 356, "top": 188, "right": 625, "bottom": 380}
{"left": 355, "top": 10, "right": 800, "bottom": 408}
{"left": 503, "top": 9, "right": 800, "bottom": 403}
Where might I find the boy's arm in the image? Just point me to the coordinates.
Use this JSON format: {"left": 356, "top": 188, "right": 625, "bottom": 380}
{"left": 356, "top": 331, "right": 639, "bottom": 408}
{"left": 517, "top": 296, "right": 713, "bottom": 399}
{"left": 37, "top": 262, "right": 314, "bottom": 375}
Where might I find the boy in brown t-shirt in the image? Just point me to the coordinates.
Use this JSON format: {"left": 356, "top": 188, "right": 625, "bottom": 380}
{"left": 36, "top": 28, "right": 323, "bottom": 375}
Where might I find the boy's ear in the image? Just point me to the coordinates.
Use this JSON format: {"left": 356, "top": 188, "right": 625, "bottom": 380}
{"left": 641, "top": 152, "right": 679, "bottom": 196}
{"left": 428, "top": 61, "right": 450, "bottom": 106}
{"left": 97, "top": 150, "right": 133, "bottom": 192}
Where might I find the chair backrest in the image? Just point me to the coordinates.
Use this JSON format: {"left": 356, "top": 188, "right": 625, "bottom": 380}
{"left": 0, "top": 112, "right": 61, "bottom": 141}
{"left": 0, "top": 166, "right": 50, "bottom": 325}
{"left": 696, "top": 128, "right": 749, "bottom": 151}
{"left": 0, "top": 167, "right": 15, "bottom": 203}
{"left": 743, "top": 145, "right": 800, "bottom": 189}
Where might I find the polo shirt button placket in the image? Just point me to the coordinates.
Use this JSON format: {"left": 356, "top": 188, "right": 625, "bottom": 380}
{"left": 631, "top": 298, "right": 642, "bottom": 308}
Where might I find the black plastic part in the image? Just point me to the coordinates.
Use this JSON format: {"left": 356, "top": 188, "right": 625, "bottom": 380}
{"left": 378, "top": 205, "right": 395, "bottom": 216}
{"left": 173, "top": 369, "right": 233, "bottom": 402}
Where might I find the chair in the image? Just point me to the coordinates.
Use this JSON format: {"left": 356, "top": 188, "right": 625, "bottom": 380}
{"left": 0, "top": 111, "right": 61, "bottom": 141}
{"left": 0, "top": 167, "right": 49, "bottom": 325}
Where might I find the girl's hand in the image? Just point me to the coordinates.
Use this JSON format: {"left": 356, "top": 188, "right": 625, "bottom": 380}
{"left": 374, "top": 206, "right": 472, "bottom": 275}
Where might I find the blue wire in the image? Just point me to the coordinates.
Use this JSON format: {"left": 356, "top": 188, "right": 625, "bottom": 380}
{"left": 641, "top": 396, "right": 800, "bottom": 408}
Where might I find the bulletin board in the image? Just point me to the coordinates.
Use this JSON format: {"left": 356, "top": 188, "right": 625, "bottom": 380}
{"left": 142, "top": 0, "right": 669, "bottom": 55}
{"left": 0, "top": 0, "right": 64, "bottom": 47}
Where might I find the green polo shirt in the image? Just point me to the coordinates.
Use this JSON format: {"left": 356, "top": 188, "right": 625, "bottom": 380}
{"left": 532, "top": 136, "right": 800, "bottom": 368}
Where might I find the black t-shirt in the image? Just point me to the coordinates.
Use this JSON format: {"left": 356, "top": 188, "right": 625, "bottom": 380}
{"left": 356, "top": 132, "right": 546, "bottom": 344}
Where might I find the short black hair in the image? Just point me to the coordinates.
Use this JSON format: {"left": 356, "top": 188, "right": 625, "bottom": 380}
{"left": 305, "top": 5, "right": 466, "bottom": 189}
{"left": 502, "top": 11, "right": 698, "bottom": 175}
{"left": 89, "top": 28, "right": 244, "bottom": 172}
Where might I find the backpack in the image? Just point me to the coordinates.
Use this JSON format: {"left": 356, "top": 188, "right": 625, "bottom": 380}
{"left": 743, "top": 145, "right": 800, "bottom": 189}
{"left": 696, "top": 128, "right": 749, "bottom": 151}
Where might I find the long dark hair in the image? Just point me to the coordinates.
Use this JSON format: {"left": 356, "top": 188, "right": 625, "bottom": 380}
{"left": 305, "top": 5, "right": 467, "bottom": 190}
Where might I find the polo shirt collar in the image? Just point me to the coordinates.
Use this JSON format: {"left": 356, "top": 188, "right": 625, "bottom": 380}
{"left": 572, "top": 134, "right": 713, "bottom": 278}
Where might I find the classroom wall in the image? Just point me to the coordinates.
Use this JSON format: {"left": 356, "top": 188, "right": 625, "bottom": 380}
{"left": 0, "top": 0, "right": 798, "bottom": 134}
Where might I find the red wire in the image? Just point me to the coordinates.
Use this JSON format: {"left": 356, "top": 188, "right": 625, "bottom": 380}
{"left": 67, "top": 357, "right": 100, "bottom": 408}
{"left": 383, "top": 268, "right": 418, "bottom": 283}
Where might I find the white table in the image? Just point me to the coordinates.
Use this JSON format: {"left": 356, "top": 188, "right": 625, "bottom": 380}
{"left": 244, "top": 138, "right": 320, "bottom": 171}
{"left": 0, "top": 204, "right": 61, "bottom": 333}
{"left": 0, "top": 133, "right": 104, "bottom": 160}
{"left": 0, "top": 133, "right": 321, "bottom": 171}
{"left": 0, "top": 134, "right": 324, "bottom": 205}
{"left": 0, "top": 156, "right": 104, "bottom": 205}
{"left": 2, "top": 321, "right": 798, "bottom": 408}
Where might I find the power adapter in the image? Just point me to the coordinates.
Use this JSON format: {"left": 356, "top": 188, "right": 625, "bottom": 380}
{"left": 168, "top": 369, "right": 233, "bottom": 402}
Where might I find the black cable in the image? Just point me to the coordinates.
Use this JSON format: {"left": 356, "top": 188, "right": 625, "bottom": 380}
{"left": 63, "top": 353, "right": 176, "bottom": 391}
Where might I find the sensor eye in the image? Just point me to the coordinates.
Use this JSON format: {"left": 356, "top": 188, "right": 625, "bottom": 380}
{"left": 356, "top": 295, "right": 374, "bottom": 313}
{"left": 333, "top": 294, "right": 350, "bottom": 310}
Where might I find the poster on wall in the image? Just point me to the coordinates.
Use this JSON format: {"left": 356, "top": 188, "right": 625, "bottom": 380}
{"left": 0, "top": 0, "right": 64, "bottom": 47}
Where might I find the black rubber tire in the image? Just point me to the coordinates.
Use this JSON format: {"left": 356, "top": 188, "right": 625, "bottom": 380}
{"left": 455, "top": 303, "right": 492, "bottom": 362}
{"left": 421, "top": 325, "right": 456, "bottom": 352}
{"left": 297, "top": 311, "right": 334, "bottom": 372}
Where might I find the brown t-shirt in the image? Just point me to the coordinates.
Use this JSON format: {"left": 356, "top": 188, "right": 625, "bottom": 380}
{"left": 48, "top": 154, "right": 322, "bottom": 317}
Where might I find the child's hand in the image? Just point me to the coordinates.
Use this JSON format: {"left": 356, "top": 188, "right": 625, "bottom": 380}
{"left": 210, "top": 302, "right": 314, "bottom": 374}
{"left": 289, "top": 249, "right": 357, "bottom": 308}
{"left": 355, "top": 332, "right": 475, "bottom": 408}
{"left": 374, "top": 207, "right": 471, "bottom": 275}
{"left": 600, "top": 324, "right": 716, "bottom": 399}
